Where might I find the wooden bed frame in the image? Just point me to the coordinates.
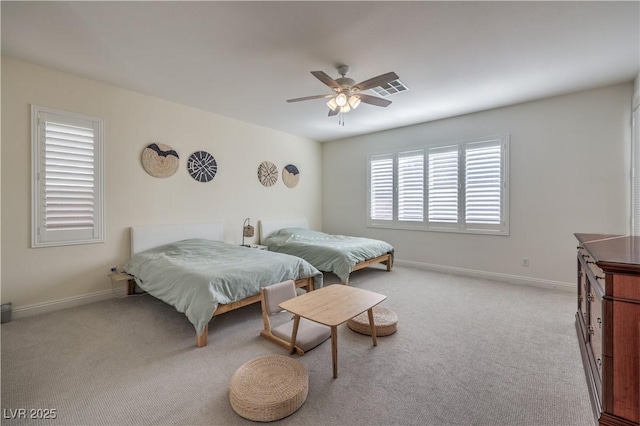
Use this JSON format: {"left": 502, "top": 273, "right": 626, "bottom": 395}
{"left": 258, "top": 218, "right": 394, "bottom": 283}
{"left": 126, "top": 222, "right": 316, "bottom": 347}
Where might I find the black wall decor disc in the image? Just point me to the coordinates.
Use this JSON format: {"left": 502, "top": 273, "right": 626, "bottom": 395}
{"left": 187, "top": 151, "right": 217, "bottom": 182}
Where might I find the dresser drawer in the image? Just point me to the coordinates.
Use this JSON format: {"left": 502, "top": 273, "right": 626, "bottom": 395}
{"left": 590, "top": 327, "right": 603, "bottom": 384}
{"left": 577, "top": 264, "right": 589, "bottom": 341}
{"left": 589, "top": 292, "right": 604, "bottom": 393}
{"left": 589, "top": 288, "right": 603, "bottom": 337}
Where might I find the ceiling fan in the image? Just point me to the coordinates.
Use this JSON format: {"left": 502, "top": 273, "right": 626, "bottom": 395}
{"left": 286, "top": 65, "right": 399, "bottom": 117}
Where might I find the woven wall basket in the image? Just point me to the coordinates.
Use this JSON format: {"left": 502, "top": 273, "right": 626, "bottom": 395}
{"left": 258, "top": 161, "right": 278, "bottom": 187}
{"left": 282, "top": 164, "right": 300, "bottom": 188}
{"left": 141, "top": 143, "right": 180, "bottom": 178}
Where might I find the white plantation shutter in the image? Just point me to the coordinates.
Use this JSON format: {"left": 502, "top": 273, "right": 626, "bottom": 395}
{"left": 368, "top": 135, "right": 508, "bottom": 234}
{"left": 428, "top": 146, "right": 459, "bottom": 223}
{"left": 32, "top": 106, "right": 104, "bottom": 247}
{"left": 44, "top": 122, "right": 95, "bottom": 229}
{"left": 398, "top": 150, "right": 424, "bottom": 221}
{"left": 369, "top": 155, "right": 394, "bottom": 221}
{"left": 465, "top": 141, "right": 502, "bottom": 226}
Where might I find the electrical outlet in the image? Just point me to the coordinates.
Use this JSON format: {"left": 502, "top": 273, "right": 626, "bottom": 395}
{"left": 521, "top": 258, "right": 529, "bottom": 267}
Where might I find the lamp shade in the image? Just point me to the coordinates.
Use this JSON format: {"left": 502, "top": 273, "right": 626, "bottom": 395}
{"left": 348, "top": 95, "right": 361, "bottom": 109}
{"left": 243, "top": 225, "right": 255, "bottom": 238}
{"left": 326, "top": 98, "right": 339, "bottom": 111}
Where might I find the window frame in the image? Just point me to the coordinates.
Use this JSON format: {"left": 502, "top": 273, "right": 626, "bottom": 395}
{"left": 367, "top": 135, "right": 509, "bottom": 236}
{"left": 31, "top": 105, "right": 105, "bottom": 248}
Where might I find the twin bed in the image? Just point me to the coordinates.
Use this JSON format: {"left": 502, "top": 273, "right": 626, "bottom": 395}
{"left": 122, "top": 220, "right": 394, "bottom": 347}
{"left": 123, "top": 222, "right": 321, "bottom": 347}
{"left": 259, "top": 218, "right": 394, "bottom": 283}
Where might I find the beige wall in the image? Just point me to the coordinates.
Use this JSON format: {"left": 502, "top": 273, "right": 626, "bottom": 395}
{"left": 323, "top": 83, "right": 633, "bottom": 287}
{"left": 1, "top": 57, "right": 322, "bottom": 312}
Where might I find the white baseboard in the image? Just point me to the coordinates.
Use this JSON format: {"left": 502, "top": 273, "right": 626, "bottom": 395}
{"left": 11, "top": 287, "right": 128, "bottom": 320}
{"left": 9, "top": 261, "right": 572, "bottom": 320}
{"left": 394, "top": 259, "right": 574, "bottom": 292}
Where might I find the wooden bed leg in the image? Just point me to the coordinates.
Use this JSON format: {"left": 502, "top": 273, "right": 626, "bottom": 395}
{"left": 196, "top": 325, "right": 208, "bottom": 347}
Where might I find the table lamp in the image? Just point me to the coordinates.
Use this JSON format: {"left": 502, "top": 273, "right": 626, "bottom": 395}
{"left": 242, "top": 218, "right": 254, "bottom": 247}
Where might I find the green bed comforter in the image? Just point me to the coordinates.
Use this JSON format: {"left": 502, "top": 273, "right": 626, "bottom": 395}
{"left": 123, "top": 239, "right": 322, "bottom": 335}
{"left": 262, "top": 228, "right": 394, "bottom": 283}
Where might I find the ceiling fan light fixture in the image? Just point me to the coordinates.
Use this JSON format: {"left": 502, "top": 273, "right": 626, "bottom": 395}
{"left": 326, "top": 98, "right": 339, "bottom": 111}
{"left": 348, "top": 95, "right": 361, "bottom": 109}
{"left": 287, "top": 66, "right": 400, "bottom": 124}
{"left": 335, "top": 93, "right": 348, "bottom": 107}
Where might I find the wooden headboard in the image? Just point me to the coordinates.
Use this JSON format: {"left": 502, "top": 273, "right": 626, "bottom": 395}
{"left": 130, "top": 222, "right": 224, "bottom": 254}
{"left": 259, "top": 218, "right": 309, "bottom": 243}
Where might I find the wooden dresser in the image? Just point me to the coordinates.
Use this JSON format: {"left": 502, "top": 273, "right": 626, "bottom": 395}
{"left": 575, "top": 233, "right": 640, "bottom": 426}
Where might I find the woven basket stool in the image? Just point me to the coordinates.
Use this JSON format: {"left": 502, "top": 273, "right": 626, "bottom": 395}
{"left": 229, "top": 355, "right": 308, "bottom": 422}
{"left": 347, "top": 306, "right": 398, "bottom": 336}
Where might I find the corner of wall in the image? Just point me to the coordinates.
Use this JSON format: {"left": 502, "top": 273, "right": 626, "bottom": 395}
{"left": 634, "top": 73, "right": 640, "bottom": 109}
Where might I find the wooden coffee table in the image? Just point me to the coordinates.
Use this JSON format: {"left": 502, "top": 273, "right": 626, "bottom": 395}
{"left": 279, "top": 284, "right": 386, "bottom": 378}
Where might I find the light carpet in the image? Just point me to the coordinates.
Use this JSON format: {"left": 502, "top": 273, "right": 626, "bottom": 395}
{"left": 0, "top": 266, "right": 594, "bottom": 425}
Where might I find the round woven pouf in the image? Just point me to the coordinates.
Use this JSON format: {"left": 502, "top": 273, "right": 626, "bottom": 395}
{"left": 347, "top": 306, "right": 398, "bottom": 336}
{"left": 229, "top": 355, "right": 308, "bottom": 422}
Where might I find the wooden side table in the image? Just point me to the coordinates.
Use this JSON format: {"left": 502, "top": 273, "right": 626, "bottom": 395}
{"left": 108, "top": 272, "right": 136, "bottom": 295}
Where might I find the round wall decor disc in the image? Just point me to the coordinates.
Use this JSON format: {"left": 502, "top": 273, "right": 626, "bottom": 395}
{"left": 187, "top": 151, "right": 217, "bottom": 182}
{"left": 141, "top": 143, "right": 179, "bottom": 178}
{"left": 282, "top": 164, "right": 300, "bottom": 188}
{"left": 258, "top": 161, "right": 278, "bottom": 187}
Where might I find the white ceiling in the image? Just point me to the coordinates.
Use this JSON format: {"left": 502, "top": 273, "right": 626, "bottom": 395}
{"left": 2, "top": 1, "right": 639, "bottom": 142}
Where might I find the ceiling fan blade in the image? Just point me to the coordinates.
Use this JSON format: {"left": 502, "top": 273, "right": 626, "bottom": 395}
{"left": 286, "top": 94, "right": 334, "bottom": 103}
{"left": 311, "top": 71, "right": 341, "bottom": 90}
{"left": 353, "top": 72, "right": 399, "bottom": 92}
{"left": 328, "top": 108, "right": 339, "bottom": 116}
{"left": 358, "top": 94, "right": 392, "bottom": 107}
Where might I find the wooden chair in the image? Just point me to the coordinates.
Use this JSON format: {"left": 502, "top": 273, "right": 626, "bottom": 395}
{"left": 260, "top": 280, "right": 330, "bottom": 356}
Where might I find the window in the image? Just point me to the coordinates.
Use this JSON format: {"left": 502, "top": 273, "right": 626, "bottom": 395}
{"left": 368, "top": 135, "right": 509, "bottom": 235}
{"left": 31, "top": 105, "right": 104, "bottom": 247}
